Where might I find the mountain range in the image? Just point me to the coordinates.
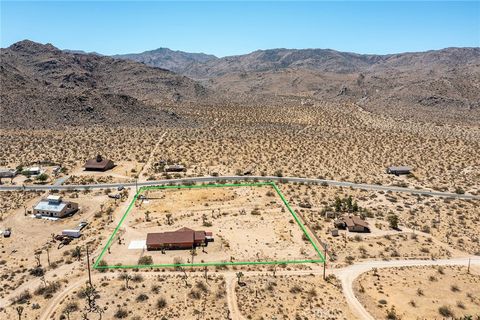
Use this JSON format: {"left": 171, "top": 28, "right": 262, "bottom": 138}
{"left": 0, "top": 40, "right": 213, "bottom": 128}
{"left": 114, "top": 45, "right": 480, "bottom": 123}
{"left": 1, "top": 40, "right": 479, "bottom": 128}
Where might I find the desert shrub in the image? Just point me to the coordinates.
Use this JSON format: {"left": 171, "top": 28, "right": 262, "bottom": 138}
{"left": 195, "top": 281, "right": 208, "bottom": 293}
{"left": 450, "top": 284, "right": 460, "bottom": 292}
{"left": 132, "top": 274, "right": 144, "bottom": 283}
{"left": 34, "top": 281, "right": 61, "bottom": 298}
{"left": 438, "top": 305, "right": 454, "bottom": 317}
{"left": 114, "top": 308, "right": 128, "bottom": 318}
{"left": 289, "top": 285, "right": 303, "bottom": 294}
{"left": 189, "top": 289, "right": 202, "bottom": 299}
{"left": 138, "top": 255, "right": 153, "bottom": 265}
{"left": 136, "top": 293, "right": 149, "bottom": 302}
{"left": 386, "top": 306, "right": 400, "bottom": 320}
{"left": 387, "top": 214, "right": 399, "bottom": 229}
{"left": 157, "top": 297, "right": 167, "bottom": 309}
{"left": 63, "top": 302, "right": 79, "bottom": 314}
{"left": 97, "top": 259, "right": 108, "bottom": 273}
{"left": 29, "top": 267, "right": 45, "bottom": 277}
{"left": 11, "top": 290, "right": 31, "bottom": 304}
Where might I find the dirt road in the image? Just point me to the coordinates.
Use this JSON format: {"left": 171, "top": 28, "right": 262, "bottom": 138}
{"left": 31, "top": 256, "right": 480, "bottom": 320}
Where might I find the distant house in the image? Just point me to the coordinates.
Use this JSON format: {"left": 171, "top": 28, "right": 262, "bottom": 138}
{"left": 164, "top": 164, "right": 186, "bottom": 173}
{"left": 146, "top": 227, "right": 213, "bottom": 251}
{"left": 386, "top": 166, "right": 412, "bottom": 176}
{"left": 334, "top": 216, "right": 370, "bottom": 233}
{"left": 24, "top": 166, "right": 41, "bottom": 175}
{"left": 84, "top": 155, "right": 115, "bottom": 172}
{"left": 0, "top": 168, "right": 17, "bottom": 179}
{"left": 33, "top": 195, "right": 79, "bottom": 218}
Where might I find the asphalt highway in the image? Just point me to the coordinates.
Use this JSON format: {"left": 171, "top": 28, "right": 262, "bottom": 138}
{"left": 1, "top": 175, "right": 478, "bottom": 200}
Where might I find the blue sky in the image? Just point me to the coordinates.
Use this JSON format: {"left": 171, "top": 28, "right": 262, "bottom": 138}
{"left": 1, "top": 1, "right": 479, "bottom": 56}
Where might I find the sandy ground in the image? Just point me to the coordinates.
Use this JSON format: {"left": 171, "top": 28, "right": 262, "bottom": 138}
{"left": 279, "top": 183, "right": 480, "bottom": 258}
{"left": 0, "top": 190, "right": 119, "bottom": 304}
{"left": 2, "top": 272, "right": 229, "bottom": 320}
{"left": 236, "top": 273, "right": 357, "bottom": 320}
{"left": 105, "top": 185, "right": 320, "bottom": 266}
{"left": 354, "top": 265, "right": 480, "bottom": 319}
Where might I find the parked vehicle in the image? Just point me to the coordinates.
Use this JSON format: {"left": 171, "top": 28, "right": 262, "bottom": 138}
{"left": 78, "top": 221, "right": 88, "bottom": 229}
{"left": 3, "top": 228, "right": 11, "bottom": 238}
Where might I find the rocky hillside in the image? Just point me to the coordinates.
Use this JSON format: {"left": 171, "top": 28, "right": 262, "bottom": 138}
{"left": 113, "top": 47, "right": 217, "bottom": 75}
{"left": 113, "top": 46, "right": 480, "bottom": 123}
{"left": 193, "top": 48, "right": 480, "bottom": 123}
{"left": 0, "top": 40, "right": 213, "bottom": 128}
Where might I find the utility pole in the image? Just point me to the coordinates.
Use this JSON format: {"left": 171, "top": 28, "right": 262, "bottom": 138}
{"left": 468, "top": 258, "right": 471, "bottom": 274}
{"left": 86, "top": 245, "right": 92, "bottom": 287}
{"left": 323, "top": 244, "right": 328, "bottom": 281}
{"left": 46, "top": 247, "right": 51, "bottom": 267}
{"left": 135, "top": 179, "right": 138, "bottom": 195}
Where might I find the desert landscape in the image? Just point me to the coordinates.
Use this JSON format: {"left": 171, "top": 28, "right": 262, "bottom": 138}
{"left": 104, "top": 184, "right": 321, "bottom": 267}
{"left": 355, "top": 265, "right": 480, "bottom": 319}
{"left": 1, "top": 1, "right": 480, "bottom": 319}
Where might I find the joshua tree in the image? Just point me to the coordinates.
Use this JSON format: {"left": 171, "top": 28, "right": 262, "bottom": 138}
{"left": 15, "top": 306, "right": 24, "bottom": 320}
{"left": 119, "top": 273, "right": 132, "bottom": 289}
{"left": 34, "top": 252, "right": 41, "bottom": 267}
{"left": 236, "top": 272, "right": 244, "bottom": 285}
{"left": 81, "top": 285, "right": 98, "bottom": 312}
{"left": 166, "top": 213, "right": 172, "bottom": 225}
{"left": 190, "top": 248, "right": 197, "bottom": 264}
{"left": 273, "top": 264, "right": 279, "bottom": 277}
{"left": 40, "top": 275, "right": 47, "bottom": 287}
{"left": 63, "top": 302, "right": 79, "bottom": 320}
{"left": 45, "top": 246, "right": 51, "bottom": 266}
{"left": 388, "top": 214, "right": 399, "bottom": 230}
{"left": 73, "top": 246, "right": 82, "bottom": 261}
{"left": 145, "top": 211, "right": 151, "bottom": 222}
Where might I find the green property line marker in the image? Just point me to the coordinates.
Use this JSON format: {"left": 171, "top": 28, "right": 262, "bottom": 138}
{"left": 93, "top": 181, "right": 325, "bottom": 269}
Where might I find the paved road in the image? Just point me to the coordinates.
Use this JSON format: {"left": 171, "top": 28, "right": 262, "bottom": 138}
{"left": 1, "top": 175, "right": 478, "bottom": 200}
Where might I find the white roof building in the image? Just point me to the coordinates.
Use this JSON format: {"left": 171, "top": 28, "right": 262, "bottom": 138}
{"left": 33, "top": 196, "right": 78, "bottom": 218}
{"left": 0, "top": 168, "right": 17, "bottom": 178}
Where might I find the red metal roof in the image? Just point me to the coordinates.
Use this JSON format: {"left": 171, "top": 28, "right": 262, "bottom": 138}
{"left": 146, "top": 228, "right": 210, "bottom": 246}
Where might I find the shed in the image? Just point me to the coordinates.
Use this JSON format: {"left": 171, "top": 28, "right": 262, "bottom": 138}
{"left": 84, "top": 155, "right": 115, "bottom": 172}
{"left": 386, "top": 166, "right": 412, "bottom": 176}
{"left": 164, "top": 164, "right": 186, "bottom": 172}
{"left": 0, "top": 169, "right": 17, "bottom": 179}
{"left": 24, "top": 167, "right": 41, "bottom": 175}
